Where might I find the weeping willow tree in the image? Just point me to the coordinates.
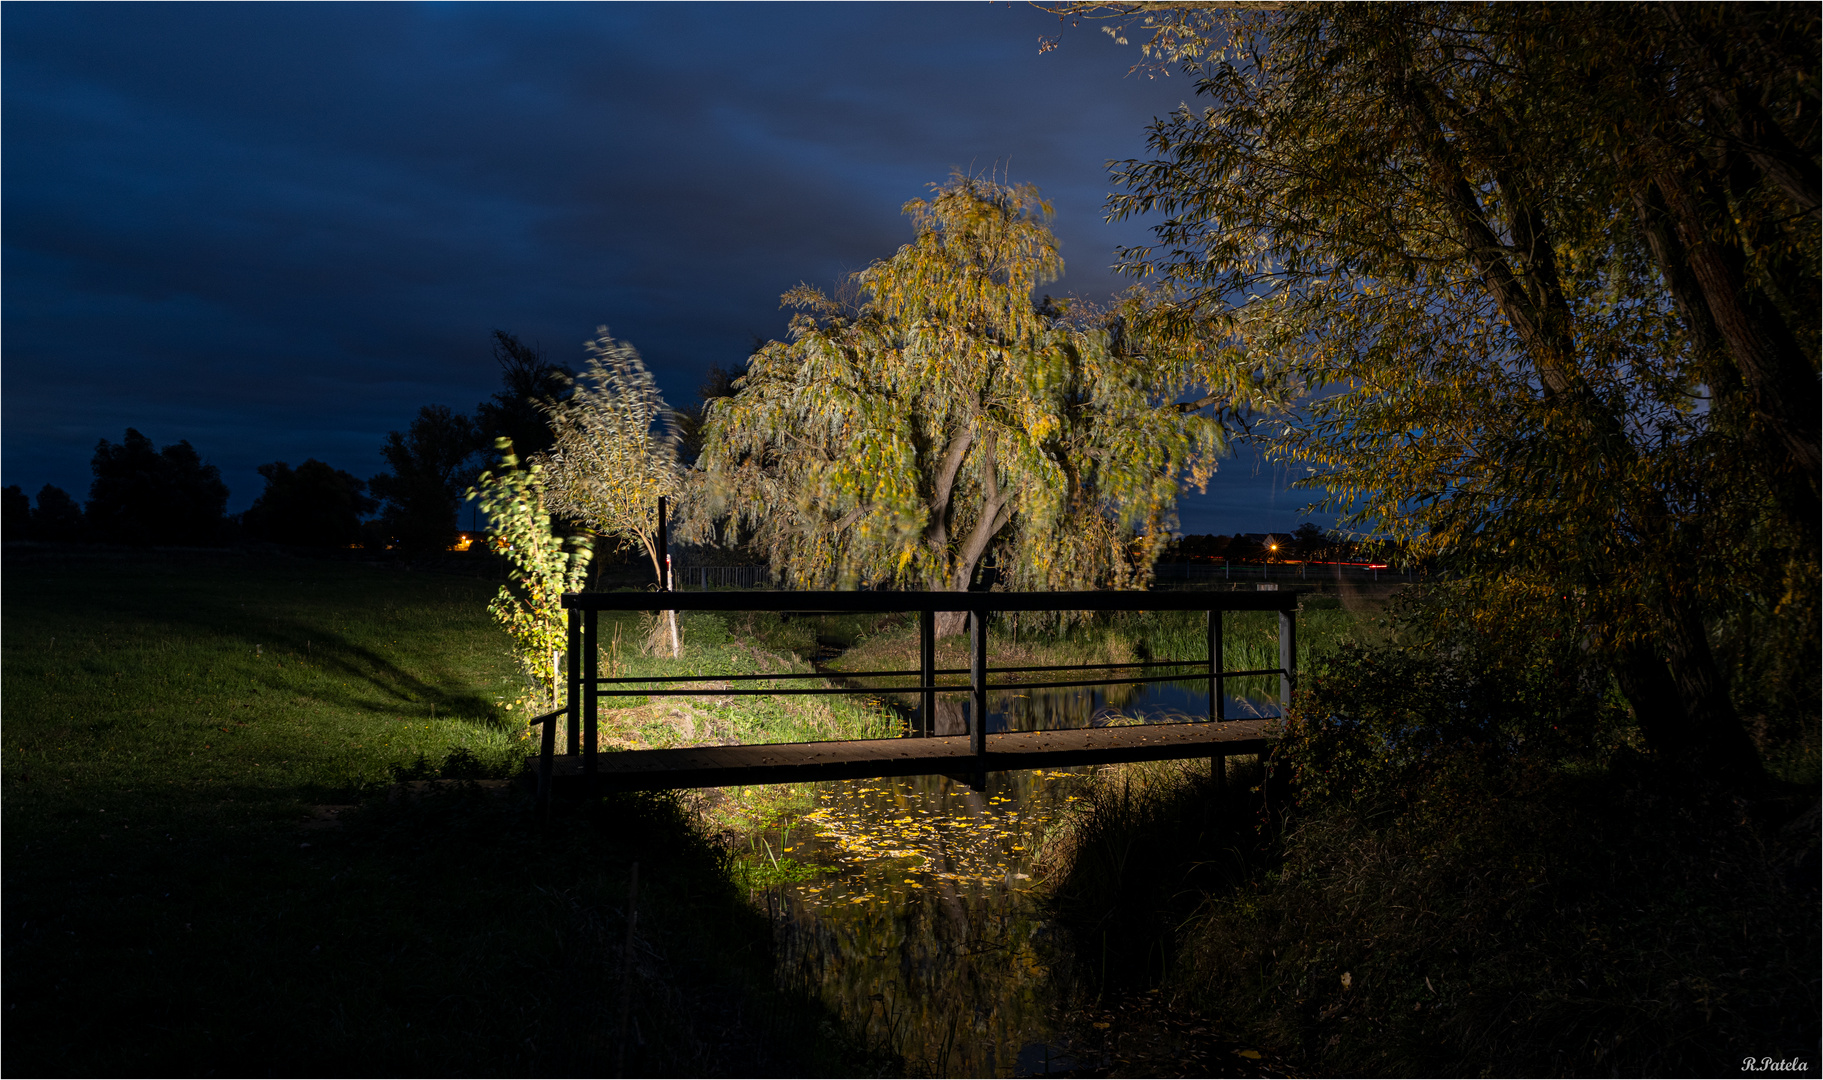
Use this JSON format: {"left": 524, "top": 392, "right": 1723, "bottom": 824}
{"left": 696, "top": 173, "right": 1242, "bottom": 634}
{"left": 1087, "top": 2, "right": 1818, "bottom": 780}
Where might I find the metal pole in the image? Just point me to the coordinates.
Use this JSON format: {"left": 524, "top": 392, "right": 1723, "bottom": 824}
{"left": 567, "top": 604, "right": 582, "bottom": 756}
{"left": 919, "top": 609, "right": 935, "bottom": 738}
{"left": 1278, "top": 606, "right": 1296, "bottom": 714}
{"left": 1206, "top": 609, "right": 1220, "bottom": 722}
{"left": 970, "top": 608, "right": 988, "bottom": 789}
{"left": 1208, "top": 608, "right": 1225, "bottom": 794}
{"left": 537, "top": 697, "right": 558, "bottom": 819}
{"left": 655, "top": 496, "right": 668, "bottom": 589}
{"left": 584, "top": 609, "right": 599, "bottom": 781}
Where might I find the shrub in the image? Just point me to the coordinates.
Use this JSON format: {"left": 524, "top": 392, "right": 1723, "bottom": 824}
{"left": 1282, "top": 587, "right": 1628, "bottom": 807}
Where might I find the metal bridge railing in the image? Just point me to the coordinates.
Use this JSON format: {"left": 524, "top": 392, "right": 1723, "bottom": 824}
{"left": 536, "top": 589, "right": 1301, "bottom": 805}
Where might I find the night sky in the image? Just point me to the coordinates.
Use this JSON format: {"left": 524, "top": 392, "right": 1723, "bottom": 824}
{"left": 3, "top": 2, "right": 1322, "bottom": 537}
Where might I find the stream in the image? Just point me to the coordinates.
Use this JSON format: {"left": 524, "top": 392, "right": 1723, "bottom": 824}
{"left": 745, "top": 680, "right": 1280, "bottom": 1076}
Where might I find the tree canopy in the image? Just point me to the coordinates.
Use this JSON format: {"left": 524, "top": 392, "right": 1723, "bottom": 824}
{"left": 242, "top": 459, "right": 377, "bottom": 548}
{"left": 1089, "top": 2, "right": 1818, "bottom": 779}
{"left": 475, "top": 330, "right": 572, "bottom": 460}
{"left": 468, "top": 442, "right": 592, "bottom": 715}
{"left": 539, "top": 327, "right": 684, "bottom": 585}
{"left": 85, "top": 428, "right": 229, "bottom": 546}
{"left": 696, "top": 173, "right": 1234, "bottom": 621}
{"left": 368, "top": 405, "right": 484, "bottom": 554}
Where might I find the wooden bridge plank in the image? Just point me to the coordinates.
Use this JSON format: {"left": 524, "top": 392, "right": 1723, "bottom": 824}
{"left": 535, "top": 719, "right": 1272, "bottom": 793}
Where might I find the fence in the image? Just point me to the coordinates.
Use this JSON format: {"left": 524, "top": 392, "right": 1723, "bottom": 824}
{"left": 677, "top": 565, "right": 769, "bottom": 589}
{"left": 674, "top": 562, "right": 1410, "bottom": 589}
{"left": 532, "top": 588, "right": 1300, "bottom": 803}
{"left": 1153, "top": 561, "right": 1415, "bottom": 586}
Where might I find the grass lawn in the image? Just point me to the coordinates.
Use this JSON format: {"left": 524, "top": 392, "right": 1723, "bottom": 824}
{"left": 2, "top": 546, "right": 868, "bottom": 1076}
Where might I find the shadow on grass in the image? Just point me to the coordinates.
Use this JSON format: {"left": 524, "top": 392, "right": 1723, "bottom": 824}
{"left": 3, "top": 782, "right": 867, "bottom": 1077}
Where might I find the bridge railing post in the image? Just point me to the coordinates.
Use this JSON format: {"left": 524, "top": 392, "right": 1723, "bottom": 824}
{"left": 919, "top": 609, "right": 935, "bottom": 738}
{"left": 536, "top": 701, "right": 560, "bottom": 819}
{"left": 1279, "top": 606, "right": 1296, "bottom": 715}
{"left": 584, "top": 608, "right": 599, "bottom": 786}
{"left": 1209, "top": 607, "right": 1225, "bottom": 794}
{"left": 567, "top": 606, "right": 582, "bottom": 750}
{"left": 970, "top": 608, "right": 988, "bottom": 789}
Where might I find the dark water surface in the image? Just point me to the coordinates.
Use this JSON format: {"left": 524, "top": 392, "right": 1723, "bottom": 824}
{"left": 753, "top": 683, "right": 1276, "bottom": 1076}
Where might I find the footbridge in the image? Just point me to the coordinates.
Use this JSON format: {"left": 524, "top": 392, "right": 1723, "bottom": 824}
{"left": 532, "top": 589, "right": 1298, "bottom": 805}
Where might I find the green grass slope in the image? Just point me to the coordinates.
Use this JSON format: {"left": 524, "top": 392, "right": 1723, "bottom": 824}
{"left": 2, "top": 548, "right": 864, "bottom": 1076}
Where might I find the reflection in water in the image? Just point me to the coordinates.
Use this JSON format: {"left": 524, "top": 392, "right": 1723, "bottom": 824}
{"left": 910, "top": 676, "right": 1285, "bottom": 738}
{"left": 766, "top": 767, "right": 1082, "bottom": 1076}
{"left": 756, "top": 684, "right": 1277, "bottom": 1076}
{"left": 987, "top": 679, "right": 1283, "bottom": 733}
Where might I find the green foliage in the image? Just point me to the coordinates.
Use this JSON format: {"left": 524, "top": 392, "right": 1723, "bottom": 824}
{"left": 540, "top": 327, "right": 683, "bottom": 583}
{"left": 1282, "top": 584, "right": 1629, "bottom": 806}
{"left": 698, "top": 173, "right": 1232, "bottom": 597}
{"left": 1098, "top": 3, "right": 1818, "bottom": 776}
{"left": 466, "top": 443, "right": 591, "bottom": 720}
{"left": 386, "top": 745, "right": 499, "bottom": 783}
{"left": 678, "top": 610, "right": 729, "bottom": 648}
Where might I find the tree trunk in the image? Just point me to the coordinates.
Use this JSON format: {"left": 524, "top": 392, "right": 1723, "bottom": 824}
{"left": 935, "top": 609, "right": 969, "bottom": 639}
{"left": 1613, "top": 641, "right": 1695, "bottom": 761}
{"left": 1656, "top": 594, "right": 1765, "bottom": 783}
{"left": 932, "top": 697, "right": 970, "bottom": 736}
{"left": 932, "top": 427, "right": 1013, "bottom": 640}
{"left": 1613, "top": 611, "right": 1765, "bottom": 785}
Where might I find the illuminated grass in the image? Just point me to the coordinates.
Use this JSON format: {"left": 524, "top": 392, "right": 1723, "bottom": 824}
{"left": 1, "top": 547, "right": 857, "bottom": 1075}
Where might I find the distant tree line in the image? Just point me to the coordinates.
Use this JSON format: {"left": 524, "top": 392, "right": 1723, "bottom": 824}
{"left": 1, "top": 329, "right": 581, "bottom": 553}
{"left": 1163, "top": 524, "right": 1381, "bottom": 565}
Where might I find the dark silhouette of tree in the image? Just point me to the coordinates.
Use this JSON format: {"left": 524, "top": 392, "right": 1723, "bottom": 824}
{"left": 85, "top": 429, "right": 228, "bottom": 546}
{"left": 676, "top": 349, "right": 754, "bottom": 465}
{"left": 1292, "top": 522, "right": 1327, "bottom": 560}
{"left": 32, "top": 485, "right": 85, "bottom": 543}
{"left": 369, "top": 406, "right": 483, "bottom": 553}
{"left": 475, "top": 330, "right": 571, "bottom": 459}
{"left": 2, "top": 486, "right": 29, "bottom": 541}
{"left": 242, "top": 459, "right": 377, "bottom": 547}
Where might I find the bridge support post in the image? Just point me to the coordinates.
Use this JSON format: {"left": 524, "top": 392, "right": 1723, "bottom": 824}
{"left": 919, "top": 609, "right": 935, "bottom": 738}
{"left": 1279, "top": 607, "right": 1296, "bottom": 714}
{"left": 970, "top": 609, "right": 988, "bottom": 791}
{"left": 567, "top": 606, "right": 582, "bottom": 749}
{"left": 536, "top": 700, "right": 559, "bottom": 820}
{"left": 584, "top": 608, "right": 599, "bottom": 790}
{"left": 1209, "top": 608, "right": 1225, "bottom": 794}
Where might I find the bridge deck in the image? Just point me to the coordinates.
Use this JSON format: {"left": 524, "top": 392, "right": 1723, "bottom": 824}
{"left": 536, "top": 718, "right": 1272, "bottom": 792}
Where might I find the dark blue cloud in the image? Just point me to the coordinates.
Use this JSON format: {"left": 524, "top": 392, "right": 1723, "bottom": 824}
{"left": 3, "top": 1, "right": 1324, "bottom": 533}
